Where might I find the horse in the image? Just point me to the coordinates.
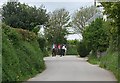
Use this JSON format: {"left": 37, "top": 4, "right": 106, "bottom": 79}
{"left": 52, "top": 48, "right": 57, "bottom": 56}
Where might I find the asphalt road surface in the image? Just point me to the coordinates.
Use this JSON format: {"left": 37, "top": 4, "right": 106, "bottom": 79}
{"left": 28, "top": 56, "right": 117, "bottom": 81}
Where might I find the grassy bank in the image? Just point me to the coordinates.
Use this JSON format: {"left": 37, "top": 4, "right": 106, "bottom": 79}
{"left": 100, "top": 52, "right": 118, "bottom": 81}
{"left": 88, "top": 51, "right": 119, "bottom": 81}
{"left": 2, "top": 24, "right": 45, "bottom": 81}
{"left": 88, "top": 55, "right": 100, "bottom": 65}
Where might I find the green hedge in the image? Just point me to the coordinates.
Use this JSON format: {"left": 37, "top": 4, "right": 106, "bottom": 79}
{"left": 66, "top": 45, "right": 78, "bottom": 55}
{"left": 2, "top": 24, "right": 45, "bottom": 81}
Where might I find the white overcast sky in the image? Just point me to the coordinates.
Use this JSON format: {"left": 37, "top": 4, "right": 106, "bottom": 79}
{"left": 0, "top": 0, "right": 95, "bottom": 40}
{"left": 0, "top": 0, "right": 94, "bottom": 14}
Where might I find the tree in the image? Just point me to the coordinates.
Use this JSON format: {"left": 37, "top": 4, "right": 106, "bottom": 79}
{"left": 2, "top": 2, "right": 49, "bottom": 31}
{"left": 101, "top": 2, "right": 119, "bottom": 51}
{"left": 45, "top": 8, "right": 71, "bottom": 44}
{"left": 83, "top": 18, "right": 109, "bottom": 56}
{"left": 72, "top": 6, "right": 97, "bottom": 34}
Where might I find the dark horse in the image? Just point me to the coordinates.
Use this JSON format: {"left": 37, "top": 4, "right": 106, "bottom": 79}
{"left": 52, "top": 48, "right": 57, "bottom": 56}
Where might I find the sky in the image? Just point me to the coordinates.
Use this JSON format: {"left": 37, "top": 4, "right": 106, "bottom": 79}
{"left": 0, "top": 0, "right": 95, "bottom": 40}
{"left": 27, "top": 2, "right": 94, "bottom": 14}
{"left": 0, "top": 0, "right": 94, "bottom": 14}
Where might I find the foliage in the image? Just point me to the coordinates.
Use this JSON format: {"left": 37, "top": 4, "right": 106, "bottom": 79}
{"left": 67, "top": 40, "right": 79, "bottom": 45}
{"left": 0, "top": 24, "right": 1, "bottom": 83}
{"left": 72, "top": 6, "right": 97, "bottom": 33}
{"left": 44, "top": 8, "right": 70, "bottom": 45}
{"left": 87, "top": 50, "right": 100, "bottom": 64}
{"left": 83, "top": 18, "right": 109, "bottom": 56}
{"left": 2, "top": 2, "right": 48, "bottom": 31}
{"left": 77, "top": 41, "right": 90, "bottom": 57}
{"left": 101, "top": 2, "right": 120, "bottom": 25}
{"left": 100, "top": 51, "right": 118, "bottom": 81}
{"left": 100, "top": 3, "right": 119, "bottom": 81}
{"left": 37, "top": 37, "right": 49, "bottom": 57}
{"left": 101, "top": 2, "right": 119, "bottom": 51}
{"left": 32, "top": 25, "right": 40, "bottom": 35}
{"left": 66, "top": 45, "right": 78, "bottom": 55}
{"left": 66, "top": 40, "right": 79, "bottom": 55}
{"left": 100, "top": 2, "right": 120, "bottom": 82}
{"left": 87, "top": 2, "right": 120, "bottom": 82}
{"left": 2, "top": 24, "right": 45, "bottom": 81}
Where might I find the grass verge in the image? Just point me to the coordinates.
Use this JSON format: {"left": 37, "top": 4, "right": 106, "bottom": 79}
{"left": 88, "top": 51, "right": 119, "bottom": 82}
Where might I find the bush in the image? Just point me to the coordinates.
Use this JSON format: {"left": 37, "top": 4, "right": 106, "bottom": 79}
{"left": 66, "top": 45, "right": 78, "bottom": 55}
{"left": 2, "top": 24, "right": 45, "bottom": 81}
{"left": 77, "top": 41, "right": 90, "bottom": 57}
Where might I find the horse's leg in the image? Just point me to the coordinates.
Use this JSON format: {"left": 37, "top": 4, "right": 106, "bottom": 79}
{"left": 54, "top": 49, "right": 56, "bottom": 56}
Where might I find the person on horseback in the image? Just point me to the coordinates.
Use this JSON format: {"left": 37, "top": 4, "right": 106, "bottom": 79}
{"left": 52, "top": 44, "right": 57, "bottom": 56}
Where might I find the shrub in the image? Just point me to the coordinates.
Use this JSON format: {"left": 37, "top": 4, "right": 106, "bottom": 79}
{"left": 77, "top": 41, "right": 90, "bottom": 57}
